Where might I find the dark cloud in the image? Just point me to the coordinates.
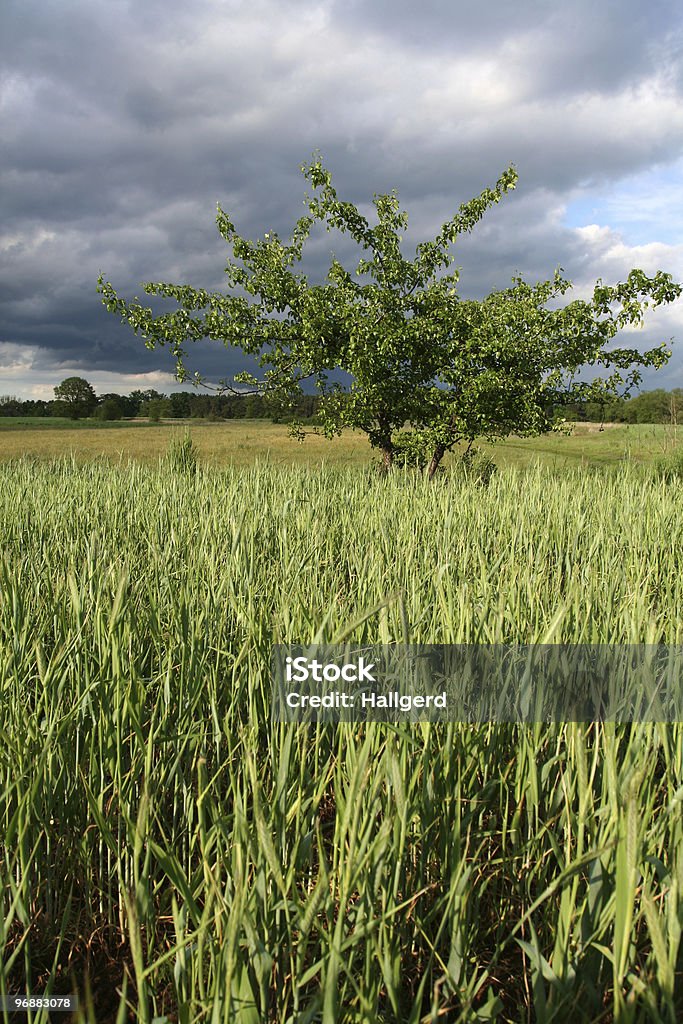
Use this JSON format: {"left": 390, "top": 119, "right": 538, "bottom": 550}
{"left": 1, "top": 0, "right": 682, "bottom": 396}
{"left": 332, "top": 0, "right": 676, "bottom": 95}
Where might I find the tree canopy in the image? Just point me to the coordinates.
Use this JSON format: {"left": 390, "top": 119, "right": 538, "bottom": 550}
{"left": 53, "top": 376, "right": 97, "bottom": 419}
{"left": 98, "top": 156, "right": 682, "bottom": 475}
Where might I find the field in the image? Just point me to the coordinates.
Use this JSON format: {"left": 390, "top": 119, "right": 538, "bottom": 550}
{"left": 1, "top": 439, "right": 683, "bottom": 1021}
{"left": 0, "top": 417, "right": 681, "bottom": 469}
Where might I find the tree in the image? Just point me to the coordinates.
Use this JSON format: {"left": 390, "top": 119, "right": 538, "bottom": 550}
{"left": 144, "top": 398, "right": 172, "bottom": 422}
{"left": 127, "top": 389, "right": 167, "bottom": 417}
{"left": 53, "top": 377, "right": 97, "bottom": 420}
{"left": 621, "top": 388, "right": 683, "bottom": 424}
{"left": 96, "top": 394, "right": 127, "bottom": 420}
{"left": 169, "top": 391, "right": 193, "bottom": 418}
{"left": 0, "top": 396, "right": 22, "bottom": 417}
{"left": 98, "top": 156, "right": 683, "bottom": 476}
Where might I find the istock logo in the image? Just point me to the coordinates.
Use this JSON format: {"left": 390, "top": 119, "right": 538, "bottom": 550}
{"left": 285, "top": 656, "right": 376, "bottom": 683}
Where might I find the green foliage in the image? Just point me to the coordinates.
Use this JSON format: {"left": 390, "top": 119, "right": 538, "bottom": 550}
{"left": 50, "top": 398, "right": 73, "bottom": 418}
{"left": 129, "top": 388, "right": 166, "bottom": 415}
{"left": 145, "top": 397, "right": 172, "bottom": 422}
{"left": 96, "top": 396, "right": 124, "bottom": 420}
{"left": 624, "top": 388, "right": 683, "bottom": 425}
{"left": 391, "top": 430, "right": 431, "bottom": 470}
{"left": 97, "top": 156, "right": 682, "bottom": 477}
{"left": 53, "top": 376, "right": 97, "bottom": 419}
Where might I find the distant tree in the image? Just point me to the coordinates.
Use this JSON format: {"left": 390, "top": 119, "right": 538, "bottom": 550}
{"left": 127, "top": 391, "right": 145, "bottom": 416}
{"left": 0, "top": 397, "right": 22, "bottom": 417}
{"left": 135, "top": 388, "right": 167, "bottom": 402}
{"left": 169, "top": 392, "right": 193, "bottom": 418}
{"left": 144, "top": 398, "right": 172, "bottom": 422}
{"left": 189, "top": 394, "right": 211, "bottom": 419}
{"left": 128, "top": 389, "right": 167, "bottom": 416}
{"left": 558, "top": 388, "right": 683, "bottom": 425}
{"left": 117, "top": 394, "right": 138, "bottom": 418}
{"left": 53, "top": 377, "right": 97, "bottom": 419}
{"left": 243, "top": 395, "right": 265, "bottom": 418}
{"left": 96, "top": 394, "right": 126, "bottom": 420}
{"left": 50, "top": 400, "right": 74, "bottom": 418}
{"left": 584, "top": 400, "right": 607, "bottom": 423}
{"left": 624, "top": 389, "right": 678, "bottom": 424}
{"left": 216, "top": 395, "right": 235, "bottom": 418}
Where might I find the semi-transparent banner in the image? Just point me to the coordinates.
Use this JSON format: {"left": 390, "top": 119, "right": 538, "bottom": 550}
{"left": 271, "top": 645, "right": 683, "bottom": 723}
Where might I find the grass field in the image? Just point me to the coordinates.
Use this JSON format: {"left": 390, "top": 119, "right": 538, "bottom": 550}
{"left": 1, "top": 453, "right": 683, "bottom": 1022}
{"left": 0, "top": 418, "right": 681, "bottom": 469}
{"left": 0, "top": 418, "right": 159, "bottom": 430}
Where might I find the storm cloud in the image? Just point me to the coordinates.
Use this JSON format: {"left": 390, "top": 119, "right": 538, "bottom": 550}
{"left": 2, "top": 0, "right": 682, "bottom": 397}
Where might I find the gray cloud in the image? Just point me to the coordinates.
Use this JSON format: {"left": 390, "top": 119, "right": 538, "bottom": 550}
{"left": 1, "top": 0, "right": 682, "bottom": 394}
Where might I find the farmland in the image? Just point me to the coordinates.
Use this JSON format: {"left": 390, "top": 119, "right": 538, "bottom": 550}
{"left": 1, "top": 443, "right": 683, "bottom": 1021}
{"left": 0, "top": 417, "right": 681, "bottom": 470}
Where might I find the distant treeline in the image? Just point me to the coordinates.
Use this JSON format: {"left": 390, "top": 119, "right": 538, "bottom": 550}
{"left": 2, "top": 387, "right": 682, "bottom": 425}
{"left": 0, "top": 389, "right": 320, "bottom": 422}
{"left": 556, "top": 388, "right": 683, "bottom": 424}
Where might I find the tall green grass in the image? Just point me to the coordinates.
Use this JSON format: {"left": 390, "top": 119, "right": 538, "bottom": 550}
{"left": 0, "top": 458, "right": 682, "bottom": 1022}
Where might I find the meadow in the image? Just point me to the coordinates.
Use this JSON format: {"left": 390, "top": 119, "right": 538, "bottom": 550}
{"left": 0, "top": 417, "right": 680, "bottom": 470}
{"left": 1, "top": 438, "right": 683, "bottom": 1022}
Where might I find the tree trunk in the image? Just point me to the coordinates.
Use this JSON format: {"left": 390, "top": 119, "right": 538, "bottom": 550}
{"left": 380, "top": 444, "right": 394, "bottom": 473}
{"left": 426, "top": 443, "right": 446, "bottom": 480}
{"left": 374, "top": 414, "right": 394, "bottom": 474}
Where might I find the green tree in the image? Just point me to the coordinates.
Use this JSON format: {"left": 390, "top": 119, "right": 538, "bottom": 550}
{"left": 98, "top": 156, "right": 682, "bottom": 476}
{"left": 623, "top": 388, "right": 683, "bottom": 424}
{"left": 169, "top": 391, "right": 193, "bottom": 418}
{"left": 0, "top": 396, "right": 22, "bottom": 417}
{"left": 96, "top": 394, "right": 127, "bottom": 420}
{"left": 144, "top": 398, "right": 172, "bottom": 422}
{"left": 53, "top": 377, "right": 97, "bottom": 420}
{"left": 128, "top": 389, "right": 167, "bottom": 416}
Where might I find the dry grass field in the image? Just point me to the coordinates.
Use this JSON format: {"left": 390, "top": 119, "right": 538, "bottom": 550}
{"left": 0, "top": 418, "right": 680, "bottom": 469}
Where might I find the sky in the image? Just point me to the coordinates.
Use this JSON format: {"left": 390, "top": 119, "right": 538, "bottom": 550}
{"left": 2, "top": 0, "right": 683, "bottom": 401}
